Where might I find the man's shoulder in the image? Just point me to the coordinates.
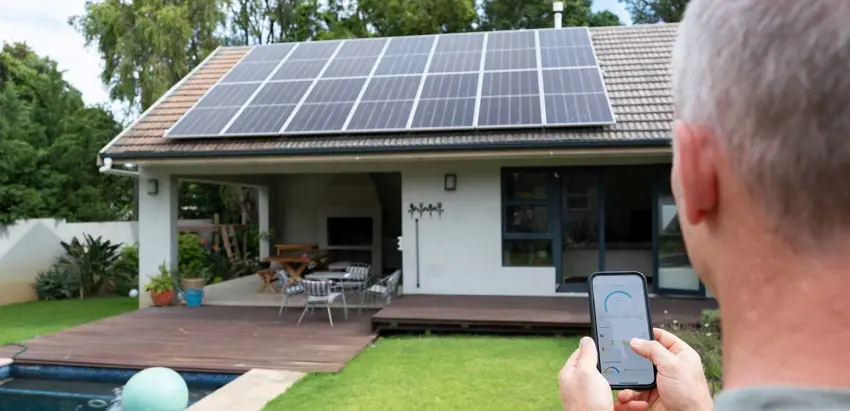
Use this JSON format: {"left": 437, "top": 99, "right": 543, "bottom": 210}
{"left": 715, "top": 386, "right": 850, "bottom": 410}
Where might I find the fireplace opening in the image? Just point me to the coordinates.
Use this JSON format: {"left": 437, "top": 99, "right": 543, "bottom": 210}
{"left": 327, "top": 217, "right": 373, "bottom": 247}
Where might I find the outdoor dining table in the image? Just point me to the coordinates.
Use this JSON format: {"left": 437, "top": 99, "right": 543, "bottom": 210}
{"left": 305, "top": 272, "right": 351, "bottom": 281}
{"left": 264, "top": 250, "right": 329, "bottom": 290}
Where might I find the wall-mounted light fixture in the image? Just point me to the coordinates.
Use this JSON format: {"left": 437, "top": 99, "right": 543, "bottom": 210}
{"left": 444, "top": 173, "right": 457, "bottom": 192}
{"left": 147, "top": 179, "right": 159, "bottom": 195}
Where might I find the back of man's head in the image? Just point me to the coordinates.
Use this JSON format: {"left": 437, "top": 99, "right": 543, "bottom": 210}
{"left": 671, "top": 0, "right": 850, "bottom": 290}
{"left": 674, "top": 0, "right": 850, "bottom": 242}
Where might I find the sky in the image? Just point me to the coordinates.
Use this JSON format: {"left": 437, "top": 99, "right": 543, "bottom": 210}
{"left": 0, "top": 0, "right": 631, "bottom": 112}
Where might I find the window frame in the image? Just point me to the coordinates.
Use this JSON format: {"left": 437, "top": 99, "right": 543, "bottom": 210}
{"left": 501, "top": 169, "right": 559, "bottom": 267}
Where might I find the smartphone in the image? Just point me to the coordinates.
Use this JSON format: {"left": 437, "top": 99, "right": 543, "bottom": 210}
{"left": 587, "top": 271, "right": 657, "bottom": 390}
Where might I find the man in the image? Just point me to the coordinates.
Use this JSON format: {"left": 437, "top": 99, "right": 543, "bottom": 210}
{"left": 560, "top": 0, "right": 850, "bottom": 409}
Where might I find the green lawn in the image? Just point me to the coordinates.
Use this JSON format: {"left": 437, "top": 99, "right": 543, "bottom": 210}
{"left": 0, "top": 297, "right": 138, "bottom": 345}
{"left": 264, "top": 335, "right": 580, "bottom": 411}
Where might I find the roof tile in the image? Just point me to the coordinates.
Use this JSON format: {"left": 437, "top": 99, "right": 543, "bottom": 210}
{"left": 104, "top": 24, "right": 678, "bottom": 158}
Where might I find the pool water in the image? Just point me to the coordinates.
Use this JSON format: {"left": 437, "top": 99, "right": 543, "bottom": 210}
{"left": 0, "top": 364, "right": 238, "bottom": 411}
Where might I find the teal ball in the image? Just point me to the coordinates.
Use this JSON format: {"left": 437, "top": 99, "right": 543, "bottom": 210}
{"left": 121, "top": 367, "right": 189, "bottom": 411}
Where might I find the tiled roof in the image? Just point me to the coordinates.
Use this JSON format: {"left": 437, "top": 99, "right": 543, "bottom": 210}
{"left": 103, "top": 24, "right": 677, "bottom": 159}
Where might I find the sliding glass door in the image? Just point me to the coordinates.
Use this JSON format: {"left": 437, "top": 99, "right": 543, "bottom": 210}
{"left": 652, "top": 175, "right": 706, "bottom": 296}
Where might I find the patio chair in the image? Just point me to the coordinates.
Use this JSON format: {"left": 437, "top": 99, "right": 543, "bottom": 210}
{"left": 338, "top": 263, "right": 371, "bottom": 299}
{"left": 359, "top": 269, "right": 401, "bottom": 316}
{"left": 298, "top": 279, "right": 346, "bottom": 327}
{"left": 277, "top": 271, "right": 305, "bottom": 315}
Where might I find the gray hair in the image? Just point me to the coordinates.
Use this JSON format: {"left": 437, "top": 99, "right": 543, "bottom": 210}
{"left": 673, "top": 0, "right": 850, "bottom": 246}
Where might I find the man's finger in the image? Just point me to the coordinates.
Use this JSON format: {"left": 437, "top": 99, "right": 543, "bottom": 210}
{"left": 614, "top": 401, "right": 651, "bottom": 411}
{"left": 630, "top": 338, "right": 676, "bottom": 369}
{"left": 617, "top": 389, "right": 649, "bottom": 404}
{"left": 576, "top": 336, "right": 598, "bottom": 369}
{"left": 652, "top": 327, "right": 689, "bottom": 354}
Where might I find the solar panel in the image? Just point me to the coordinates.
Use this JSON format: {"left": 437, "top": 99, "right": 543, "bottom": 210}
{"left": 225, "top": 105, "right": 294, "bottom": 134}
{"left": 286, "top": 102, "right": 354, "bottom": 132}
{"left": 272, "top": 59, "right": 326, "bottom": 80}
{"left": 165, "top": 28, "right": 615, "bottom": 139}
{"left": 375, "top": 55, "right": 429, "bottom": 75}
{"left": 241, "top": 44, "right": 295, "bottom": 63}
{"left": 195, "top": 84, "right": 260, "bottom": 108}
{"left": 169, "top": 107, "right": 240, "bottom": 137}
{"left": 220, "top": 62, "right": 280, "bottom": 83}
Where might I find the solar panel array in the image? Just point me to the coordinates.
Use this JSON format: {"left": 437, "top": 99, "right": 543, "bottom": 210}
{"left": 166, "top": 28, "right": 614, "bottom": 138}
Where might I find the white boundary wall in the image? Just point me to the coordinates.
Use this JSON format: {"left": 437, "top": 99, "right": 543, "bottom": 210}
{"left": 0, "top": 219, "right": 139, "bottom": 305}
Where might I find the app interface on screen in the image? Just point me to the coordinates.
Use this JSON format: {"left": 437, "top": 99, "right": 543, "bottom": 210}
{"left": 592, "top": 274, "right": 655, "bottom": 386}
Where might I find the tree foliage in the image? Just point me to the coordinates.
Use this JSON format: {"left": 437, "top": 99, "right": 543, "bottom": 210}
{"left": 479, "top": 0, "right": 621, "bottom": 31}
{"left": 71, "top": 0, "right": 224, "bottom": 112}
{"left": 0, "top": 43, "right": 133, "bottom": 224}
{"left": 618, "top": 0, "right": 688, "bottom": 23}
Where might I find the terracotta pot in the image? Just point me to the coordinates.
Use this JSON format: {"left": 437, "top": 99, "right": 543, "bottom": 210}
{"left": 151, "top": 290, "right": 175, "bottom": 307}
{"left": 181, "top": 277, "right": 206, "bottom": 291}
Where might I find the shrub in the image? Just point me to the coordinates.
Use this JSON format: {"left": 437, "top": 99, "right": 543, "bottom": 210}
{"left": 203, "top": 250, "right": 233, "bottom": 283}
{"left": 113, "top": 243, "right": 139, "bottom": 296}
{"left": 661, "top": 309, "right": 723, "bottom": 397}
{"left": 702, "top": 309, "right": 721, "bottom": 332}
{"left": 58, "top": 234, "right": 121, "bottom": 297}
{"left": 178, "top": 233, "right": 206, "bottom": 276}
{"left": 34, "top": 266, "right": 82, "bottom": 300}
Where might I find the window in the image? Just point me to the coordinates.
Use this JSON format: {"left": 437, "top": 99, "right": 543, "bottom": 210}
{"left": 502, "top": 170, "right": 553, "bottom": 266}
{"left": 656, "top": 176, "right": 701, "bottom": 292}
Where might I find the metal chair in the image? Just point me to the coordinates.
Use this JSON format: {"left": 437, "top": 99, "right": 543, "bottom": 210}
{"left": 298, "top": 279, "right": 346, "bottom": 327}
{"left": 277, "top": 271, "right": 305, "bottom": 315}
{"left": 340, "top": 263, "right": 371, "bottom": 302}
{"left": 359, "top": 270, "right": 401, "bottom": 316}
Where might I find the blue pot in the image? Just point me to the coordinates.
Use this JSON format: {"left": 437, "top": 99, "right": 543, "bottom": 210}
{"left": 181, "top": 288, "right": 204, "bottom": 307}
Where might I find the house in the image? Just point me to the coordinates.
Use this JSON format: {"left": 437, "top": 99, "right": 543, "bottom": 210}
{"left": 98, "top": 23, "right": 709, "bottom": 308}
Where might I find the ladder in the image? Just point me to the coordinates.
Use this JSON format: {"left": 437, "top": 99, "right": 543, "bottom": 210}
{"left": 220, "top": 225, "right": 241, "bottom": 261}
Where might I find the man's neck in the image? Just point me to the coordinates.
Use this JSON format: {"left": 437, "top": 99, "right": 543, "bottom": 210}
{"left": 719, "top": 255, "right": 850, "bottom": 390}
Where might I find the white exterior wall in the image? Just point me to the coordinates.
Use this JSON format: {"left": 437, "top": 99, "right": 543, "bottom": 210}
{"left": 138, "top": 151, "right": 711, "bottom": 299}
{"left": 401, "top": 163, "right": 556, "bottom": 296}
{"left": 138, "top": 168, "right": 179, "bottom": 307}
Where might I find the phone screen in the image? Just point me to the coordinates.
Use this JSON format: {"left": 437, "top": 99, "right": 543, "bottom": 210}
{"left": 589, "top": 272, "right": 656, "bottom": 387}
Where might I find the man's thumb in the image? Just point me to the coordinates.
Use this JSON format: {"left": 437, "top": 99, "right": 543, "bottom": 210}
{"left": 630, "top": 338, "right": 675, "bottom": 369}
{"left": 576, "top": 337, "right": 598, "bottom": 369}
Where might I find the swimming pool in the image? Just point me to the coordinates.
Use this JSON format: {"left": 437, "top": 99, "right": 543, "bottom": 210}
{"left": 0, "top": 363, "right": 239, "bottom": 410}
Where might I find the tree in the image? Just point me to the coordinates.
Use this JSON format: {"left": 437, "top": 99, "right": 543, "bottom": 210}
{"left": 71, "top": 0, "right": 224, "bottom": 112}
{"left": 479, "top": 0, "right": 620, "bottom": 31}
{"left": 618, "top": 0, "right": 688, "bottom": 23}
{"left": 588, "top": 10, "right": 622, "bottom": 26}
{"left": 357, "top": 0, "right": 478, "bottom": 37}
{"left": 0, "top": 43, "right": 133, "bottom": 224}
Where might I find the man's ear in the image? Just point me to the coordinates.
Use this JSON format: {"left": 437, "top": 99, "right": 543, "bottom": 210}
{"left": 672, "top": 121, "right": 719, "bottom": 225}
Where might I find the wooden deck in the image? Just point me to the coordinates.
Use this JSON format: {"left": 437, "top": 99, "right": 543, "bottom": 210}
{"left": 372, "top": 295, "right": 717, "bottom": 334}
{"left": 0, "top": 306, "right": 377, "bottom": 374}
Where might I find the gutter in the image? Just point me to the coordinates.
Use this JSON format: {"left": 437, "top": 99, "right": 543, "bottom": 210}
{"left": 98, "top": 157, "right": 139, "bottom": 177}
{"left": 103, "top": 138, "right": 672, "bottom": 162}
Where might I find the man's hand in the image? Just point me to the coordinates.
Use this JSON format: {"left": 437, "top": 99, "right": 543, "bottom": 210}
{"left": 615, "top": 328, "right": 714, "bottom": 411}
{"left": 559, "top": 336, "right": 613, "bottom": 411}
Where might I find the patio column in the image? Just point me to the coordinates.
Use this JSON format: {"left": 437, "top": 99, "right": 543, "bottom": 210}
{"left": 257, "top": 185, "right": 270, "bottom": 259}
{"left": 138, "top": 167, "right": 178, "bottom": 308}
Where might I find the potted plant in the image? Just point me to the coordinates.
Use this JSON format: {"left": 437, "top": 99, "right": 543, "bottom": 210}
{"left": 180, "top": 261, "right": 207, "bottom": 291}
{"left": 146, "top": 263, "right": 176, "bottom": 307}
